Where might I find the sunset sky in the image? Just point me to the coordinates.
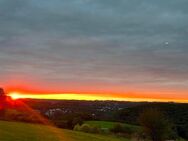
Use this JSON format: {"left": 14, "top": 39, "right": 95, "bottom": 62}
{"left": 0, "top": 0, "right": 188, "bottom": 102}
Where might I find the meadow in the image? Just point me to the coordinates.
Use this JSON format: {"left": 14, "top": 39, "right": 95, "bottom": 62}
{"left": 0, "top": 120, "right": 128, "bottom": 141}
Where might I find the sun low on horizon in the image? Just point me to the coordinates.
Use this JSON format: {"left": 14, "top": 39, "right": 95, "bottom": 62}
{"left": 0, "top": 0, "right": 188, "bottom": 103}
{"left": 7, "top": 91, "right": 188, "bottom": 103}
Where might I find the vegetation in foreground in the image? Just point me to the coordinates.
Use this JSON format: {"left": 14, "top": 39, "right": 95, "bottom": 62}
{"left": 139, "top": 108, "right": 177, "bottom": 141}
{"left": 0, "top": 120, "right": 128, "bottom": 141}
{"left": 83, "top": 120, "right": 139, "bottom": 135}
{"left": 85, "top": 121, "right": 139, "bottom": 130}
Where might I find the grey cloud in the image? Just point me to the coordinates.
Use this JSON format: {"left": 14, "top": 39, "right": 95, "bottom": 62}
{"left": 0, "top": 0, "right": 188, "bottom": 94}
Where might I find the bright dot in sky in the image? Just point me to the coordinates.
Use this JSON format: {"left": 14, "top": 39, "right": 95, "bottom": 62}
{"left": 165, "top": 41, "right": 169, "bottom": 45}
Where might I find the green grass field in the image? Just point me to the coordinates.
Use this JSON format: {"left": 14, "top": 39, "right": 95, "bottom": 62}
{"left": 0, "top": 120, "right": 129, "bottom": 141}
{"left": 85, "top": 120, "right": 139, "bottom": 130}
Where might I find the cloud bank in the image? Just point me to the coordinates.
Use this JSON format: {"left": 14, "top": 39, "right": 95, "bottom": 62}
{"left": 0, "top": 0, "right": 188, "bottom": 99}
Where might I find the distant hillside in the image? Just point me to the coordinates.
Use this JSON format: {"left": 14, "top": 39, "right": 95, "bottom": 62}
{"left": 118, "top": 102, "right": 188, "bottom": 124}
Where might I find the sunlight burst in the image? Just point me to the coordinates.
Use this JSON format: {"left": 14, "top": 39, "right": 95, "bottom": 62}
{"left": 9, "top": 92, "right": 22, "bottom": 100}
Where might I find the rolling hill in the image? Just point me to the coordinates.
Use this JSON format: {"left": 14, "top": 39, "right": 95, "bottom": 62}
{"left": 0, "top": 120, "right": 128, "bottom": 141}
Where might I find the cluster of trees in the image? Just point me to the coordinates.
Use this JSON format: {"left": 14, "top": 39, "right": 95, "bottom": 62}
{"left": 109, "top": 108, "right": 178, "bottom": 141}
{"left": 118, "top": 102, "right": 188, "bottom": 140}
{"left": 71, "top": 108, "right": 180, "bottom": 141}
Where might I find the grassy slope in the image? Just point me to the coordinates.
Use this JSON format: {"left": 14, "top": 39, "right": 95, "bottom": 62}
{"left": 0, "top": 120, "right": 128, "bottom": 141}
{"left": 85, "top": 121, "right": 139, "bottom": 130}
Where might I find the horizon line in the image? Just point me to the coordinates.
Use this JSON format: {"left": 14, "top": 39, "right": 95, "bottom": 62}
{"left": 8, "top": 92, "right": 188, "bottom": 104}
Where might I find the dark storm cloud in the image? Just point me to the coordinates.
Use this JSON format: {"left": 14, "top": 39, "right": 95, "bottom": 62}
{"left": 0, "top": 0, "right": 188, "bottom": 93}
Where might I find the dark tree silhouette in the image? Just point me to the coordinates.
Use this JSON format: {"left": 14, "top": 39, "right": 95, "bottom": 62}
{"left": 0, "top": 88, "right": 6, "bottom": 117}
{"left": 139, "top": 108, "right": 172, "bottom": 141}
{"left": 0, "top": 88, "right": 5, "bottom": 96}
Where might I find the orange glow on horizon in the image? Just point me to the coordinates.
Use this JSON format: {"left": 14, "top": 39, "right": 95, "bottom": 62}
{"left": 8, "top": 91, "right": 188, "bottom": 103}
{"left": 4, "top": 83, "right": 188, "bottom": 103}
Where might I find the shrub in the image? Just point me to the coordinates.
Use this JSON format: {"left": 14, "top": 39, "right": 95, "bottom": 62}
{"left": 73, "top": 124, "right": 81, "bottom": 131}
{"left": 80, "top": 124, "right": 91, "bottom": 133}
